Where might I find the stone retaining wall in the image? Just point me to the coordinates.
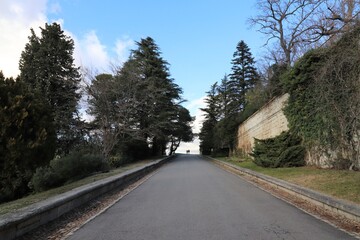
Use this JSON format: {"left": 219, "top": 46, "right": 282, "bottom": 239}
{"left": 237, "top": 93, "right": 289, "bottom": 154}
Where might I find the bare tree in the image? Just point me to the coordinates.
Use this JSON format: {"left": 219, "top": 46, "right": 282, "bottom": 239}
{"left": 86, "top": 63, "right": 145, "bottom": 161}
{"left": 250, "top": 0, "right": 360, "bottom": 66}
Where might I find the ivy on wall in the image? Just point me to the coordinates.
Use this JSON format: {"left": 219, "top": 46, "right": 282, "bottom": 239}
{"left": 281, "top": 25, "right": 360, "bottom": 169}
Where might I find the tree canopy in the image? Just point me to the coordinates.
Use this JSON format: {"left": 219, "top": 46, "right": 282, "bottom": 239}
{"left": 199, "top": 40, "right": 261, "bottom": 156}
{"left": 19, "top": 22, "right": 81, "bottom": 155}
{"left": 87, "top": 37, "right": 193, "bottom": 162}
{"left": 0, "top": 72, "right": 55, "bottom": 202}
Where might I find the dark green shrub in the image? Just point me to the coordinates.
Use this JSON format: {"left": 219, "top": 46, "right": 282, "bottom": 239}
{"left": 275, "top": 145, "right": 306, "bottom": 167}
{"left": 50, "top": 150, "right": 104, "bottom": 181}
{"left": 211, "top": 148, "right": 229, "bottom": 158}
{"left": 251, "top": 131, "right": 305, "bottom": 168}
{"left": 28, "top": 149, "right": 105, "bottom": 193}
{"left": 108, "top": 155, "right": 124, "bottom": 168}
{"left": 29, "top": 166, "right": 63, "bottom": 192}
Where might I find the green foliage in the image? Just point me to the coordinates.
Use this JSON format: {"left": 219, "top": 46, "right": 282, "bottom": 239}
{"left": 266, "top": 63, "right": 288, "bottom": 98}
{"left": 88, "top": 37, "right": 192, "bottom": 159}
{"left": 108, "top": 155, "right": 124, "bottom": 168}
{"left": 111, "top": 139, "right": 150, "bottom": 167}
{"left": 199, "top": 118, "right": 216, "bottom": 155}
{"left": 168, "top": 106, "right": 194, "bottom": 155}
{"left": 200, "top": 40, "right": 261, "bottom": 155}
{"left": 276, "top": 145, "right": 306, "bottom": 167}
{"left": 211, "top": 148, "right": 230, "bottom": 158}
{"left": 238, "top": 84, "right": 269, "bottom": 124}
{"left": 50, "top": 150, "right": 104, "bottom": 181}
{"left": 0, "top": 73, "right": 55, "bottom": 202}
{"left": 282, "top": 48, "right": 327, "bottom": 143}
{"left": 251, "top": 132, "right": 305, "bottom": 168}
{"left": 130, "top": 37, "right": 186, "bottom": 156}
{"left": 213, "top": 115, "right": 239, "bottom": 152}
{"left": 228, "top": 40, "right": 260, "bottom": 114}
{"left": 30, "top": 149, "right": 105, "bottom": 193}
{"left": 29, "top": 166, "right": 62, "bottom": 192}
{"left": 19, "top": 23, "right": 81, "bottom": 155}
{"left": 199, "top": 83, "right": 220, "bottom": 155}
{"left": 282, "top": 25, "right": 360, "bottom": 168}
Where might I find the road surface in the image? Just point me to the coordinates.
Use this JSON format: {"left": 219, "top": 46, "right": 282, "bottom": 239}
{"left": 68, "top": 154, "right": 356, "bottom": 240}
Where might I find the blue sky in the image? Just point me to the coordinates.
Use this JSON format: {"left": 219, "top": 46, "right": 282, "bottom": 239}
{"left": 1, "top": 0, "right": 266, "bottom": 153}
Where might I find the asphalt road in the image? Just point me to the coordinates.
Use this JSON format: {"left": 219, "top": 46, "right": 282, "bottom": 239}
{"left": 67, "top": 154, "right": 356, "bottom": 240}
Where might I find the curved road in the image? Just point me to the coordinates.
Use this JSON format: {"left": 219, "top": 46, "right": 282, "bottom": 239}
{"left": 68, "top": 154, "right": 356, "bottom": 240}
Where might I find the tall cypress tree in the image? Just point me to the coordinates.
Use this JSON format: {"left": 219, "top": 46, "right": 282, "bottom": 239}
{"left": 19, "top": 23, "right": 81, "bottom": 154}
{"left": 228, "top": 40, "right": 259, "bottom": 114}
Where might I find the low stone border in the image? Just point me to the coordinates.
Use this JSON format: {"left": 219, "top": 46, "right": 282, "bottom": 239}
{"left": 0, "top": 155, "right": 174, "bottom": 240}
{"left": 210, "top": 158, "right": 360, "bottom": 223}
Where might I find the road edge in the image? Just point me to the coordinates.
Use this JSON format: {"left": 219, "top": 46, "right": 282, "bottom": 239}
{"left": 207, "top": 157, "right": 360, "bottom": 226}
{"left": 0, "top": 155, "right": 175, "bottom": 240}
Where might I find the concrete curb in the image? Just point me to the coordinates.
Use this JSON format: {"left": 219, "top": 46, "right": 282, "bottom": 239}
{"left": 209, "top": 157, "right": 360, "bottom": 223}
{"left": 0, "top": 155, "right": 174, "bottom": 240}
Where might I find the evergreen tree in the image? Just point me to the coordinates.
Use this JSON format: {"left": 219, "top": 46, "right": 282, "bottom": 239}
{"left": 0, "top": 72, "right": 55, "bottom": 202}
{"left": 266, "top": 63, "right": 287, "bottom": 98}
{"left": 199, "top": 83, "right": 220, "bottom": 155}
{"left": 168, "top": 106, "right": 194, "bottom": 155}
{"left": 130, "top": 37, "right": 183, "bottom": 156}
{"left": 217, "top": 74, "right": 231, "bottom": 119}
{"left": 228, "top": 40, "right": 259, "bottom": 114}
{"left": 19, "top": 23, "right": 81, "bottom": 154}
{"left": 88, "top": 37, "right": 191, "bottom": 159}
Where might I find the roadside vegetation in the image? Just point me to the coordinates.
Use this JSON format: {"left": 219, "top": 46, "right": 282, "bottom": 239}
{"left": 216, "top": 157, "right": 360, "bottom": 205}
{"left": 200, "top": 0, "right": 360, "bottom": 171}
{"left": 0, "top": 23, "right": 193, "bottom": 204}
{"left": 0, "top": 159, "right": 155, "bottom": 215}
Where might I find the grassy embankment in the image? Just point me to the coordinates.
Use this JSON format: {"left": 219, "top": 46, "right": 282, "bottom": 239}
{"left": 0, "top": 159, "right": 155, "bottom": 215}
{"left": 216, "top": 157, "right": 360, "bottom": 205}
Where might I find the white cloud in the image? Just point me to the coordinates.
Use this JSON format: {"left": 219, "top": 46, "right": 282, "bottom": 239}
{"left": 115, "top": 37, "right": 135, "bottom": 64}
{"left": 0, "top": 0, "right": 133, "bottom": 78}
{"left": 71, "top": 30, "right": 111, "bottom": 73}
{"left": 0, "top": 0, "right": 47, "bottom": 78}
{"left": 69, "top": 32, "right": 135, "bottom": 74}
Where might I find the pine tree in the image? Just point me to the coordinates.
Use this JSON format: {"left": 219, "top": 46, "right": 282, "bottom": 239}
{"left": 200, "top": 41, "right": 259, "bottom": 156}
{"left": 19, "top": 23, "right": 81, "bottom": 154}
{"left": 228, "top": 40, "right": 259, "bottom": 114}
